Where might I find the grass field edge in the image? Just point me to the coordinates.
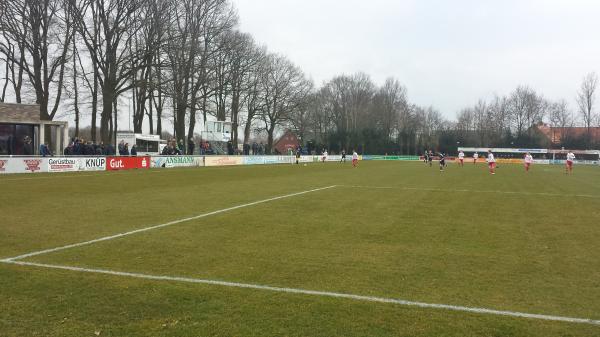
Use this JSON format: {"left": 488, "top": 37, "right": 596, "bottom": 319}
{"left": 2, "top": 259, "right": 599, "bottom": 327}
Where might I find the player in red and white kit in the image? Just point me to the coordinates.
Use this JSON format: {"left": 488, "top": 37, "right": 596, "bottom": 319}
{"left": 458, "top": 150, "right": 465, "bottom": 167}
{"left": 486, "top": 150, "right": 496, "bottom": 175}
{"left": 524, "top": 152, "right": 533, "bottom": 172}
{"left": 473, "top": 152, "right": 479, "bottom": 164}
{"left": 352, "top": 150, "right": 359, "bottom": 168}
{"left": 566, "top": 151, "right": 575, "bottom": 174}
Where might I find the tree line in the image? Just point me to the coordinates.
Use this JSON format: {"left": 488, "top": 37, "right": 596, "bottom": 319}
{"left": 1, "top": 0, "right": 598, "bottom": 155}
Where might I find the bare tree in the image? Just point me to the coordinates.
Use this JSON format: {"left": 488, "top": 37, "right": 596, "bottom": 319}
{"left": 259, "top": 54, "right": 310, "bottom": 153}
{"left": 241, "top": 46, "right": 267, "bottom": 145}
{"left": 548, "top": 99, "right": 572, "bottom": 144}
{"left": 576, "top": 72, "right": 598, "bottom": 145}
{"left": 68, "top": 0, "right": 146, "bottom": 143}
{"left": 165, "top": 0, "right": 235, "bottom": 144}
{"left": 0, "top": 0, "right": 75, "bottom": 125}
{"left": 508, "top": 86, "right": 545, "bottom": 143}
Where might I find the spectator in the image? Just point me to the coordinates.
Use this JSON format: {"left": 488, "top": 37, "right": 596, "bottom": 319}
{"left": 118, "top": 140, "right": 125, "bottom": 155}
{"left": 23, "top": 136, "right": 33, "bottom": 155}
{"left": 227, "top": 141, "right": 234, "bottom": 155}
{"left": 63, "top": 143, "right": 73, "bottom": 156}
{"left": 178, "top": 139, "right": 185, "bottom": 154}
{"left": 95, "top": 142, "right": 104, "bottom": 156}
{"left": 124, "top": 143, "right": 130, "bottom": 156}
{"left": 188, "top": 137, "right": 195, "bottom": 155}
{"left": 39, "top": 143, "right": 52, "bottom": 157}
{"left": 83, "top": 141, "right": 95, "bottom": 156}
{"left": 130, "top": 144, "right": 138, "bottom": 156}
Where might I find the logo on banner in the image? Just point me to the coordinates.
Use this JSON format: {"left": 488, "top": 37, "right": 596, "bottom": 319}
{"left": 0, "top": 160, "right": 6, "bottom": 172}
{"left": 85, "top": 158, "right": 106, "bottom": 169}
{"left": 24, "top": 159, "right": 42, "bottom": 172}
{"left": 48, "top": 158, "right": 77, "bottom": 171}
{"left": 109, "top": 158, "right": 125, "bottom": 169}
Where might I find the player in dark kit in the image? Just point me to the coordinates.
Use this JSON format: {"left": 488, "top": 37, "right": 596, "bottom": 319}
{"left": 341, "top": 149, "right": 347, "bottom": 163}
{"left": 295, "top": 147, "right": 301, "bottom": 164}
{"left": 439, "top": 152, "right": 446, "bottom": 172}
{"left": 428, "top": 150, "right": 433, "bottom": 167}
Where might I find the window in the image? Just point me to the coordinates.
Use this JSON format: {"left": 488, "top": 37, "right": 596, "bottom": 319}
{"left": 0, "top": 124, "right": 34, "bottom": 155}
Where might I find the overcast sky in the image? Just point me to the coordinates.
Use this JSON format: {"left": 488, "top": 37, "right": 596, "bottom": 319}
{"left": 232, "top": 0, "right": 600, "bottom": 118}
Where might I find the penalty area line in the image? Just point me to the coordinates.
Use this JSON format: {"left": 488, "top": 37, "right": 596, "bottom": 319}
{"left": 2, "top": 185, "right": 337, "bottom": 262}
{"left": 2, "top": 260, "right": 599, "bottom": 327}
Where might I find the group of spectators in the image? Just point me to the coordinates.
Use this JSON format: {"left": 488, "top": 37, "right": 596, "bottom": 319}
{"left": 49, "top": 136, "right": 271, "bottom": 157}
{"left": 161, "top": 138, "right": 184, "bottom": 155}
{"left": 240, "top": 142, "right": 266, "bottom": 156}
{"left": 63, "top": 138, "right": 116, "bottom": 156}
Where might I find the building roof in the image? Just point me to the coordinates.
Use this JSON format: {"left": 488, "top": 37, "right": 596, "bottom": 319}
{"left": 537, "top": 124, "right": 600, "bottom": 144}
{"left": 0, "top": 102, "right": 41, "bottom": 123}
{"left": 273, "top": 130, "right": 299, "bottom": 154}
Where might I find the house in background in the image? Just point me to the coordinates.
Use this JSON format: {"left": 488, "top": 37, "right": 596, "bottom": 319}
{"left": 536, "top": 123, "right": 600, "bottom": 146}
{"left": 273, "top": 130, "right": 299, "bottom": 155}
{"left": 0, "top": 102, "right": 69, "bottom": 155}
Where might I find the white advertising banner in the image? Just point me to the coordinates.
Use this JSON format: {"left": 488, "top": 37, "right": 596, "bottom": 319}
{"left": 204, "top": 156, "right": 244, "bottom": 167}
{"left": 0, "top": 157, "right": 47, "bottom": 174}
{"left": 151, "top": 156, "right": 204, "bottom": 168}
{"left": 77, "top": 157, "right": 107, "bottom": 171}
{"left": 46, "top": 158, "right": 79, "bottom": 172}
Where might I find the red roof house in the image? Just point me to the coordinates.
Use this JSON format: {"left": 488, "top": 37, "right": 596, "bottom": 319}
{"left": 273, "top": 130, "right": 299, "bottom": 155}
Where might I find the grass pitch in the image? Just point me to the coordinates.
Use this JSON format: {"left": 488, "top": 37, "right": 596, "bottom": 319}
{"left": 1, "top": 161, "right": 600, "bottom": 336}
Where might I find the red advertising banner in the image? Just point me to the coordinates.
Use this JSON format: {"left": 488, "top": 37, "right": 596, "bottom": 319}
{"left": 106, "top": 156, "right": 150, "bottom": 171}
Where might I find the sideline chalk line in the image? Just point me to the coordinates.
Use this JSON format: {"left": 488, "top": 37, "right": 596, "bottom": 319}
{"left": 338, "top": 185, "right": 599, "bottom": 199}
{"left": 2, "top": 185, "right": 337, "bottom": 262}
{"left": 2, "top": 259, "right": 599, "bottom": 327}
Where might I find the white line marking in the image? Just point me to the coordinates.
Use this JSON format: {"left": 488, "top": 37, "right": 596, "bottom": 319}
{"left": 3, "top": 186, "right": 337, "bottom": 262}
{"left": 2, "top": 260, "right": 599, "bottom": 327}
{"left": 338, "top": 185, "right": 599, "bottom": 199}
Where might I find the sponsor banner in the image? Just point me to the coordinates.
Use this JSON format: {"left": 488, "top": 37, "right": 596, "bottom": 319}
{"left": 47, "top": 158, "right": 79, "bottom": 172}
{"left": 204, "top": 156, "right": 244, "bottom": 167}
{"left": 550, "top": 159, "right": 599, "bottom": 165}
{"left": 458, "top": 147, "right": 548, "bottom": 154}
{"left": 365, "top": 155, "right": 419, "bottom": 161}
{"left": 106, "top": 156, "right": 150, "bottom": 171}
{"left": 496, "top": 159, "right": 524, "bottom": 164}
{"left": 78, "top": 157, "right": 107, "bottom": 171}
{"left": 243, "top": 156, "right": 267, "bottom": 165}
{"left": 151, "top": 156, "right": 204, "bottom": 168}
{"left": 0, "top": 157, "right": 47, "bottom": 174}
{"left": 244, "top": 156, "right": 294, "bottom": 165}
{"left": 296, "top": 156, "right": 318, "bottom": 163}
{"left": 265, "top": 156, "right": 293, "bottom": 164}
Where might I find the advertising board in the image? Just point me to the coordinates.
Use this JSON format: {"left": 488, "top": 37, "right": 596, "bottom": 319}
{"left": 78, "top": 157, "right": 107, "bottom": 171}
{"left": 106, "top": 156, "right": 150, "bottom": 171}
{"left": 47, "top": 158, "right": 79, "bottom": 172}
{"left": 204, "top": 156, "right": 244, "bottom": 167}
{"left": 151, "top": 156, "right": 204, "bottom": 168}
{"left": 0, "top": 157, "right": 47, "bottom": 174}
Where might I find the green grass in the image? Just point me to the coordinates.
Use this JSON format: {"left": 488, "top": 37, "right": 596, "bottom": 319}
{"left": 1, "top": 161, "right": 600, "bottom": 336}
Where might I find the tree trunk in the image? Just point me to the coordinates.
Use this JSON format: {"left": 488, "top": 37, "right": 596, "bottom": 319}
{"left": 267, "top": 124, "right": 275, "bottom": 154}
{"left": 101, "top": 87, "right": 113, "bottom": 144}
